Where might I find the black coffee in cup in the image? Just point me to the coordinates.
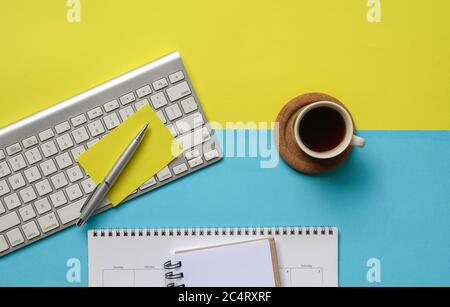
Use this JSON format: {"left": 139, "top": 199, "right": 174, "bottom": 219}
{"left": 298, "top": 106, "right": 346, "bottom": 153}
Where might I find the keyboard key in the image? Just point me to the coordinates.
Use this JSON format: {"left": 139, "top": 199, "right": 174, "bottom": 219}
{"left": 0, "top": 150, "right": 5, "bottom": 160}
{"left": 55, "top": 121, "right": 71, "bottom": 134}
{"left": 24, "top": 166, "right": 42, "bottom": 183}
{"left": 50, "top": 190, "right": 67, "bottom": 208}
{"left": 35, "top": 179, "right": 53, "bottom": 197}
{"left": 204, "top": 149, "right": 220, "bottom": 161}
{"left": 81, "top": 178, "right": 97, "bottom": 194}
{"left": 173, "top": 163, "right": 188, "bottom": 175}
{"left": 22, "top": 221, "right": 40, "bottom": 240}
{"left": 4, "top": 193, "right": 21, "bottom": 210}
{"left": 41, "top": 140, "right": 58, "bottom": 158}
{"left": 176, "top": 126, "right": 210, "bottom": 150}
{"left": 88, "top": 120, "right": 106, "bottom": 137}
{"left": 0, "top": 201, "right": 4, "bottom": 214}
{"left": 87, "top": 107, "right": 103, "bottom": 120}
{"left": 156, "top": 111, "right": 166, "bottom": 124}
{"left": 120, "top": 92, "right": 136, "bottom": 105}
{"left": 22, "top": 136, "right": 38, "bottom": 149}
{"left": 104, "top": 100, "right": 120, "bottom": 112}
{"left": 19, "top": 205, "right": 36, "bottom": 222}
{"left": 185, "top": 148, "right": 201, "bottom": 160}
{"left": 34, "top": 198, "right": 52, "bottom": 215}
{"left": 0, "top": 235, "right": 9, "bottom": 252}
{"left": 71, "top": 145, "right": 86, "bottom": 160}
{"left": 139, "top": 177, "right": 156, "bottom": 190}
{"left": 87, "top": 138, "right": 99, "bottom": 148}
{"left": 166, "top": 81, "right": 191, "bottom": 102}
{"left": 0, "top": 180, "right": 11, "bottom": 197}
{"left": 51, "top": 172, "right": 69, "bottom": 189}
{"left": 169, "top": 71, "right": 185, "bottom": 84}
{"left": 19, "top": 186, "right": 37, "bottom": 203}
{"left": 0, "top": 180, "right": 11, "bottom": 196}
{"left": 180, "top": 97, "right": 198, "bottom": 114}
{"left": 37, "top": 212, "right": 59, "bottom": 233}
{"left": 165, "top": 104, "right": 183, "bottom": 121}
{"left": 67, "top": 165, "right": 84, "bottom": 183}
{"left": 72, "top": 127, "right": 89, "bottom": 144}
{"left": 153, "top": 78, "right": 168, "bottom": 91}
{"left": 166, "top": 124, "right": 178, "bottom": 137}
{"left": 71, "top": 114, "right": 87, "bottom": 127}
{"left": 150, "top": 92, "right": 168, "bottom": 109}
{"left": 66, "top": 184, "right": 83, "bottom": 201}
{"left": 119, "top": 106, "right": 135, "bottom": 121}
{"left": 6, "top": 228, "right": 24, "bottom": 247}
{"left": 135, "top": 99, "right": 149, "bottom": 110}
{"left": 104, "top": 113, "right": 121, "bottom": 130}
{"left": 9, "top": 154, "right": 27, "bottom": 172}
{"left": 6, "top": 143, "right": 22, "bottom": 156}
{"left": 188, "top": 156, "right": 204, "bottom": 168}
{"left": 25, "top": 147, "right": 43, "bottom": 165}
{"left": 56, "top": 134, "right": 74, "bottom": 151}
{"left": 0, "top": 212, "right": 20, "bottom": 232}
{"left": 136, "top": 85, "right": 152, "bottom": 98}
{"left": 40, "top": 159, "right": 57, "bottom": 176}
{"left": 57, "top": 197, "right": 88, "bottom": 224}
{"left": 9, "top": 173, "right": 26, "bottom": 190}
{"left": 175, "top": 112, "right": 204, "bottom": 134}
{"left": 39, "top": 129, "right": 54, "bottom": 142}
{"left": 156, "top": 166, "right": 172, "bottom": 182}
{"left": 55, "top": 152, "right": 73, "bottom": 169}
{"left": 0, "top": 161, "right": 11, "bottom": 179}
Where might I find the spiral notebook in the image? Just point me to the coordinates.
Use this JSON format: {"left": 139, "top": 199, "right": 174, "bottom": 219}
{"left": 88, "top": 227, "right": 338, "bottom": 287}
{"left": 167, "top": 238, "right": 281, "bottom": 287}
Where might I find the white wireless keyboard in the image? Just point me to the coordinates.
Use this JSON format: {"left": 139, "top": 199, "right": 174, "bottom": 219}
{"left": 0, "top": 52, "right": 222, "bottom": 257}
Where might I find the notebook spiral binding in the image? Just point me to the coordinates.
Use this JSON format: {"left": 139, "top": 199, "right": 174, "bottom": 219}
{"left": 164, "top": 260, "right": 185, "bottom": 287}
{"left": 90, "top": 226, "right": 335, "bottom": 238}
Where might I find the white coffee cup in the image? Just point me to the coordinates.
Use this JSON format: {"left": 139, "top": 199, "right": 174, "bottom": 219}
{"left": 293, "top": 101, "right": 365, "bottom": 159}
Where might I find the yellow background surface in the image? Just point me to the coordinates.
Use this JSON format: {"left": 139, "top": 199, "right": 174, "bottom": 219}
{"left": 1, "top": 0, "right": 449, "bottom": 130}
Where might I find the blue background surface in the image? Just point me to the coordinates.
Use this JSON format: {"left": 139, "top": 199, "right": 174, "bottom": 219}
{"left": 1, "top": 131, "right": 449, "bottom": 286}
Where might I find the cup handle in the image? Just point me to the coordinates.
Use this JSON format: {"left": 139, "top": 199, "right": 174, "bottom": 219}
{"left": 351, "top": 135, "right": 366, "bottom": 148}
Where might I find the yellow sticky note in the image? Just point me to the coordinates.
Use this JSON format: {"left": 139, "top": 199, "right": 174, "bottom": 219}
{"left": 77, "top": 104, "right": 182, "bottom": 205}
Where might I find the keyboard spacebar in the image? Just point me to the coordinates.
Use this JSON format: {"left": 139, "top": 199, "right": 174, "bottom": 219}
{"left": 57, "top": 197, "right": 88, "bottom": 225}
{"left": 57, "top": 197, "right": 112, "bottom": 224}
{"left": 0, "top": 212, "right": 20, "bottom": 233}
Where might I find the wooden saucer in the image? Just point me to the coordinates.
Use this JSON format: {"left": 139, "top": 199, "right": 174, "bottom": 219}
{"left": 275, "top": 93, "right": 354, "bottom": 175}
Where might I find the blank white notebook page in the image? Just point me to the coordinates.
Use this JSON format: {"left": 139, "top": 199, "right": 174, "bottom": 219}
{"left": 171, "top": 239, "right": 277, "bottom": 287}
{"left": 88, "top": 227, "right": 338, "bottom": 287}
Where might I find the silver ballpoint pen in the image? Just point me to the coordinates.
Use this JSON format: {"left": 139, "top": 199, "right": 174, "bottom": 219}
{"left": 76, "top": 124, "right": 149, "bottom": 227}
